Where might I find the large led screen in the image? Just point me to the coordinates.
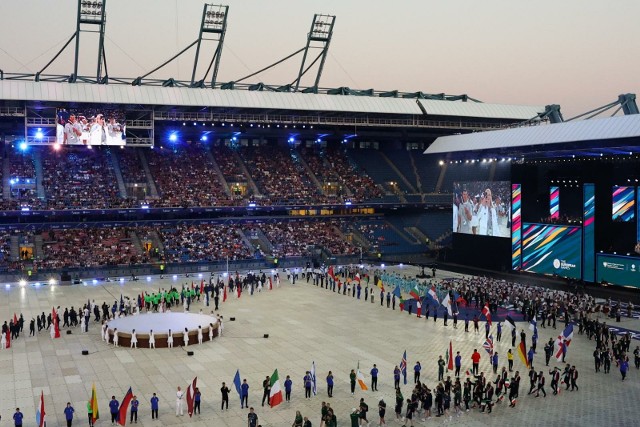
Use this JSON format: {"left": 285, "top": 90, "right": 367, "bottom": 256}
{"left": 596, "top": 254, "right": 640, "bottom": 288}
{"left": 521, "top": 223, "right": 582, "bottom": 279}
{"left": 56, "top": 107, "right": 127, "bottom": 146}
{"left": 453, "top": 181, "right": 511, "bottom": 238}
{"left": 612, "top": 186, "right": 635, "bottom": 222}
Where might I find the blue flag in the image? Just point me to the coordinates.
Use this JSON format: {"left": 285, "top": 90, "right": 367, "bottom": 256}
{"left": 233, "top": 369, "right": 242, "bottom": 404}
{"left": 400, "top": 351, "right": 407, "bottom": 385}
{"left": 392, "top": 286, "right": 401, "bottom": 299}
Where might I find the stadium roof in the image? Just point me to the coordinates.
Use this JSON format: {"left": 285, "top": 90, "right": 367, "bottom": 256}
{"left": 0, "top": 80, "right": 544, "bottom": 120}
{"left": 425, "top": 114, "right": 640, "bottom": 155}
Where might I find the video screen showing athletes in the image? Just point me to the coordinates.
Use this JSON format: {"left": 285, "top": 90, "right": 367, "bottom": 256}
{"left": 55, "top": 107, "right": 126, "bottom": 146}
{"left": 452, "top": 181, "right": 511, "bottom": 238}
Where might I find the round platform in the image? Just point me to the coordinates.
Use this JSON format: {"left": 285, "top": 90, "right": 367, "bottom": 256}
{"left": 106, "top": 312, "right": 219, "bottom": 348}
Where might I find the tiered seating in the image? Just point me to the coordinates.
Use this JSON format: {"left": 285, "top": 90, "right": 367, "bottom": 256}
{"left": 41, "top": 147, "right": 133, "bottom": 209}
{"left": 411, "top": 152, "right": 442, "bottom": 193}
{"left": 389, "top": 212, "right": 452, "bottom": 242}
{"left": 158, "top": 224, "right": 253, "bottom": 262}
{"left": 36, "top": 228, "right": 144, "bottom": 269}
{"left": 211, "top": 146, "right": 246, "bottom": 183}
{"left": 348, "top": 149, "right": 412, "bottom": 193}
{"left": 258, "top": 220, "right": 357, "bottom": 257}
{"left": 240, "top": 146, "right": 321, "bottom": 204}
{"left": 146, "top": 143, "right": 230, "bottom": 207}
{"left": 117, "top": 149, "right": 148, "bottom": 184}
{"left": 351, "top": 219, "right": 417, "bottom": 253}
{"left": 300, "top": 147, "right": 383, "bottom": 202}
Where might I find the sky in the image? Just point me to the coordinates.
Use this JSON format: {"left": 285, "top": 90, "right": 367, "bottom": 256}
{"left": 1, "top": 0, "right": 639, "bottom": 118}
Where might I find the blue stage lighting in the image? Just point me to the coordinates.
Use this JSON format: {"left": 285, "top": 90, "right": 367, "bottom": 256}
{"left": 169, "top": 133, "right": 178, "bottom": 142}
{"left": 19, "top": 142, "right": 28, "bottom": 151}
{"left": 201, "top": 135, "right": 208, "bottom": 142}
{"left": 35, "top": 130, "right": 44, "bottom": 140}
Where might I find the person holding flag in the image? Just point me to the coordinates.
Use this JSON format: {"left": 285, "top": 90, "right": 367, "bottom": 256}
{"left": 186, "top": 377, "right": 198, "bottom": 417}
{"left": 89, "top": 383, "right": 99, "bottom": 426}
{"left": 35, "top": 392, "right": 45, "bottom": 427}
{"left": 269, "top": 369, "right": 284, "bottom": 407}
{"left": 311, "top": 361, "right": 317, "bottom": 396}
{"left": 118, "top": 387, "right": 134, "bottom": 425}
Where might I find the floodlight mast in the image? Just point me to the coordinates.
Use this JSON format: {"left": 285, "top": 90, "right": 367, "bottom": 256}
{"left": 36, "top": 0, "right": 108, "bottom": 83}
{"left": 191, "top": 4, "right": 229, "bottom": 88}
{"left": 293, "top": 14, "right": 336, "bottom": 91}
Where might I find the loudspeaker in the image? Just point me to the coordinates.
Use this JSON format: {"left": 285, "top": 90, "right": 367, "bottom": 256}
{"left": 230, "top": 317, "right": 236, "bottom": 321}
{"left": 263, "top": 334, "right": 269, "bottom": 339}
{"left": 66, "top": 330, "right": 72, "bottom": 335}
{"left": 187, "top": 351, "right": 194, "bottom": 356}
{"left": 81, "top": 350, "right": 89, "bottom": 355}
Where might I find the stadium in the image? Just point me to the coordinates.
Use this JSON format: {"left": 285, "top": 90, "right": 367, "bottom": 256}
{"left": 1, "top": 1, "right": 639, "bottom": 426}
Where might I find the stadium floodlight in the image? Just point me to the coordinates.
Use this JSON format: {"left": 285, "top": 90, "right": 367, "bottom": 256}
{"left": 169, "top": 133, "right": 178, "bottom": 142}
{"left": 19, "top": 142, "right": 28, "bottom": 151}
{"left": 19, "top": 279, "right": 27, "bottom": 287}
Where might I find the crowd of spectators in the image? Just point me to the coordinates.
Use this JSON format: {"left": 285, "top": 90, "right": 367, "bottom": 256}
{"left": 158, "top": 224, "right": 253, "bottom": 263}
{"left": 300, "top": 147, "right": 383, "bottom": 202}
{"left": 211, "top": 145, "right": 247, "bottom": 183}
{"left": 35, "top": 228, "right": 145, "bottom": 269}
{"left": 540, "top": 215, "right": 583, "bottom": 225}
{"left": 240, "top": 146, "right": 322, "bottom": 204}
{"left": 9, "top": 151, "right": 36, "bottom": 180}
{"left": 146, "top": 143, "right": 230, "bottom": 208}
{"left": 116, "top": 149, "right": 148, "bottom": 184}
{"left": 41, "top": 148, "right": 135, "bottom": 209}
{"left": 259, "top": 220, "right": 357, "bottom": 257}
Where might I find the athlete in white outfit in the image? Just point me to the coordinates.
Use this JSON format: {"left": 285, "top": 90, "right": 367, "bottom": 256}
{"left": 176, "top": 386, "right": 184, "bottom": 416}
{"left": 130, "top": 330, "right": 137, "bottom": 348}
{"left": 113, "top": 329, "right": 119, "bottom": 346}
{"left": 183, "top": 328, "right": 189, "bottom": 346}
{"left": 167, "top": 329, "right": 174, "bottom": 348}
{"left": 149, "top": 330, "right": 156, "bottom": 349}
{"left": 198, "top": 326, "right": 203, "bottom": 345}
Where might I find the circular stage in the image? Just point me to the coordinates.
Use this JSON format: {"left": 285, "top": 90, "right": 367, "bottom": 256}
{"left": 106, "top": 313, "right": 219, "bottom": 348}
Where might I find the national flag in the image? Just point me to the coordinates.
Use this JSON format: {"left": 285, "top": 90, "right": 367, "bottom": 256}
{"left": 554, "top": 324, "right": 574, "bottom": 361}
{"left": 409, "top": 284, "right": 420, "bottom": 300}
{"left": 428, "top": 285, "right": 439, "bottom": 304}
{"left": 355, "top": 273, "right": 361, "bottom": 283}
{"left": 118, "top": 387, "right": 133, "bottom": 426}
{"left": 505, "top": 315, "right": 516, "bottom": 331}
{"left": 311, "top": 361, "right": 317, "bottom": 395}
{"left": 36, "top": 390, "right": 45, "bottom": 427}
{"left": 233, "top": 369, "right": 242, "bottom": 404}
{"left": 483, "top": 335, "right": 494, "bottom": 356}
{"left": 392, "top": 286, "right": 402, "bottom": 299}
{"left": 90, "top": 383, "right": 100, "bottom": 424}
{"left": 400, "top": 351, "right": 407, "bottom": 385}
{"left": 454, "top": 292, "right": 467, "bottom": 307}
{"left": 447, "top": 341, "right": 454, "bottom": 371}
{"left": 442, "top": 293, "right": 453, "bottom": 316}
{"left": 269, "top": 369, "right": 283, "bottom": 407}
{"left": 200, "top": 280, "right": 204, "bottom": 294}
{"left": 223, "top": 284, "right": 227, "bottom": 302}
{"left": 529, "top": 316, "right": 538, "bottom": 340}
{"left": 517, "top": 341, "right": 529, "bottom": 369}
{"left": 186, "top": 377, "right": 197, "bottom": 417}
{"left": 120, "top": 293, "right": 124, "bottom": 309}
{"left": 376, "top": 279, "right": 385, "bottom": 292}
{"left": 481, "top": 303, "right": 492, "bottom": 326}
{"left": 328, "top": 266, "right": 335, "bottom": 281}
{"left": 52, "top": 307, "right": 60, "bottom": 338}
{"left": 399, "top": 297, "right": 406, "bottom": 312}
{"left": 269, "top": 277, "right": 273, "bottom": 290}
{"left": 237, "top": 283, "right": 241, "bottom": 298}
{"left": 356, "top": 361, "right": 368, "bottom": 391}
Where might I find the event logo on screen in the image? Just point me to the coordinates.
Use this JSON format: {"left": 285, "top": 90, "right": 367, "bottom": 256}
{"left": 521, "top": 223, "right": 582, "bottom": 280}
{"left": 453, "top": 181, "right": 511, "bottom": 238}
{"left": 56, "top": 107, "right": 126, "bottom": 146}
{"left": 612, "top": 186, "right": 635, "bottom": 222}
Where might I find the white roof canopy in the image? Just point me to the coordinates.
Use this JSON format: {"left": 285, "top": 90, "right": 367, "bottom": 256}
{"left": 425, "top": 114, "right": 640, "bottom": 155}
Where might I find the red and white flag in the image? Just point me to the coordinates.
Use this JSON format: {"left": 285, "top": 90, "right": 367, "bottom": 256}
{"left": 186, "top": 377, "right": 198, "bottom": 417}
{"left": 36, "top": 390, "right": 46, "bottom": 427}
{"left": 481, "top": 303, "right": 492, "bottom": 326}
{"left": 223, "top": 284, "right": 227, "bottom": 302}
{"left": 52, "top": 307, "right": 60, "bottom": 338}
